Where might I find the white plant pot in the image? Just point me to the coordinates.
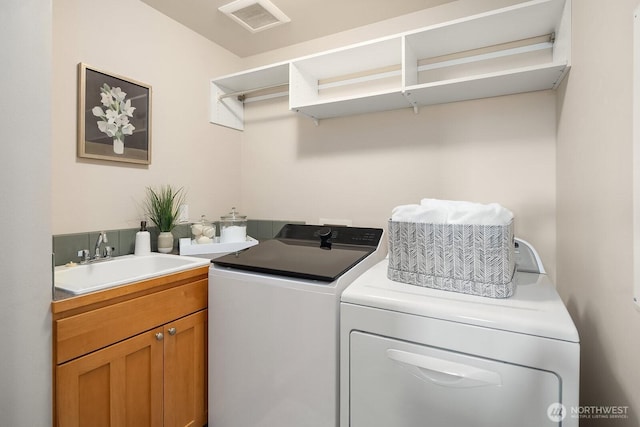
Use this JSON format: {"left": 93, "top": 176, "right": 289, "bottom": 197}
{"left": 157, "top": 231, "right": 174, "bottom": 253}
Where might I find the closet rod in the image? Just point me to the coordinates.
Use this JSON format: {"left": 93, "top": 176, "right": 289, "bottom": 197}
{"left": 218, "top": 83, "right": 289, "bottom": 101}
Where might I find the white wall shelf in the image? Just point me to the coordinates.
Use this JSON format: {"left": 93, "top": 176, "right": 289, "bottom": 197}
{"left": 211, "top": 62, "right": 289, "bottom": 131}
{"left": 405, "top": 63, "right": 568, "bottom": 107}
{"left": 210, "top": 0, "right": 571, "bottom": 130}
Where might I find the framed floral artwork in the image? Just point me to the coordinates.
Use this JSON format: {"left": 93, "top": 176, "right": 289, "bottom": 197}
{"left": 78, "top": 63, "right": 152, "bottom": 165}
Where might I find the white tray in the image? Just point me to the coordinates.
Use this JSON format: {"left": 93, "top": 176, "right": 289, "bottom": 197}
{"left": 179, "top": 236, "right": 258, "bottom": 257}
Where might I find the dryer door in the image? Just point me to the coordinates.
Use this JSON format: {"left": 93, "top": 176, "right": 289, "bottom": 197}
{"left": 349, "top": 332, "right": 562, "bottom": 427}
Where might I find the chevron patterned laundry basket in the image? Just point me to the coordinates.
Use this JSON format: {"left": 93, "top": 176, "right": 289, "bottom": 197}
{"left": 387, "top": 220, "right": 516, "bottom": 298}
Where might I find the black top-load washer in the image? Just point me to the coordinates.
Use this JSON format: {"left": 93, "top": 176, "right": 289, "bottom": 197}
{"left": 212, "top": 223, "right": 383, "bottom": 281}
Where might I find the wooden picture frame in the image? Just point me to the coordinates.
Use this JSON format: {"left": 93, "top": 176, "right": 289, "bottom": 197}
{"left": 78, "top": 63, "right": 152, "bottom": 165}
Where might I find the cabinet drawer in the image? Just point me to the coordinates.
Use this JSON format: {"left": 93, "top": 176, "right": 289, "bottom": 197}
{"left": 55, "top": 279, "right": 207, "bottom": 364}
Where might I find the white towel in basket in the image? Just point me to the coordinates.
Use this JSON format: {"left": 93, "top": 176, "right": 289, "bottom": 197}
{"left": 392, "top": 199, "right": 513, "bottom": 226}
{"left": 390, "top": 203, "right": 448, "bottom": 223}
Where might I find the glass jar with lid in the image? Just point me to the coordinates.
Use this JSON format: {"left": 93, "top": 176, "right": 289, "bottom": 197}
{"left": 220, "top": 207, "right": 247, "bottom": 243}
{"left": 191, "top": 215, "right": 216, "bottom": 244}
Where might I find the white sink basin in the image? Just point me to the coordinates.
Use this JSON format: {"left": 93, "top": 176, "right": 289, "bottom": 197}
{"left": 55, "top": 253, "right": 210, "bottom": 295}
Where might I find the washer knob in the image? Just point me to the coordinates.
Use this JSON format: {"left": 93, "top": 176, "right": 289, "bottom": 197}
{"left": 318, "top": 227, "right": 332, "bottom": 250}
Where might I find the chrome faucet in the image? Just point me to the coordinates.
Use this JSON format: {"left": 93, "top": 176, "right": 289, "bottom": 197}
{"left": 94, "top": 231, "right": 107, "bottom": 259}
{"left": 77, "top": 232, "right": 113, "bottom": 264}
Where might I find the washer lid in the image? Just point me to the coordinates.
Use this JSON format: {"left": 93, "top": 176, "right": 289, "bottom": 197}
{"left": 213, "top": 224, "right": 383, "bottom": 282}
{"left": 341, "top": 259, "right": 579, "bottom": 343}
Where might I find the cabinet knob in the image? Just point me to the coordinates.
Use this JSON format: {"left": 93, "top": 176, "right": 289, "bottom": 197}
{"left": 168, "top": 327, "right": 177, "bottom": 336}
{"left": 155, "top": 332, "right": 164, "bottom": 341}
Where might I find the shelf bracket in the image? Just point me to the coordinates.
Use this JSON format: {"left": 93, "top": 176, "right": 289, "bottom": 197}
{"left": 403, "top": 91, "right": 419, "bottom": 114}
{"left": 294, "top": 108, "right": 320, "bottom": 126}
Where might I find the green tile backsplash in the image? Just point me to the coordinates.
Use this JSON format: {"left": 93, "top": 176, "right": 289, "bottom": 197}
{"left": 52, "top": 219, "right": 304, "bottom": 266}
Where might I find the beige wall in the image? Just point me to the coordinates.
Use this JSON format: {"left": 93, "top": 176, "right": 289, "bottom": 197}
{"left": 241, "top": 92, "right": 558, "bottom": 275}
{"left": 52, "top": 0, "right": 243, "bottom": 234}
{"left": 1, "top": 1, "right": 52, "bottom": 425}
{"left": 557, "top": 0, "right": 640, "bottom": 424}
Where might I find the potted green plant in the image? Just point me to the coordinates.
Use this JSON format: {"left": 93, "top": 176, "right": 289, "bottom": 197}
{"left": 144, "top": 185, "right": 186, "bottom": 253}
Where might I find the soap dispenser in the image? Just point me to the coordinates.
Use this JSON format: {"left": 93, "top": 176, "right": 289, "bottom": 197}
{"left": 134, "top": 221, "right": 151, "bottom": 256}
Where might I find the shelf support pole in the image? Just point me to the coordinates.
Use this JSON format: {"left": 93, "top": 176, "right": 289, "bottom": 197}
{"left": 218, "top": 83, "right": 289, "bottom": 101}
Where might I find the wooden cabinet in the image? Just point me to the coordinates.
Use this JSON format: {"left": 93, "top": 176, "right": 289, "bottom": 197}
{"left": 52, "top": 266, "right": 208, "bottom": 427}
{"left": 56, "top": 324, "right": 164, "bottom": 427}
{"left": 210, "top": 0, "right": 571, "bottom": 130}
{"left": 163, "top": 311, "right": 207, "bottom": 427}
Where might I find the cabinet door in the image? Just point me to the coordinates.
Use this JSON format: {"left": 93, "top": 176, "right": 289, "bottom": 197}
{"left": 163, "top": 309, "right": 207, "bottom": 427}
{"left": 56, "top": 327, "right": 164, "bottom": 427}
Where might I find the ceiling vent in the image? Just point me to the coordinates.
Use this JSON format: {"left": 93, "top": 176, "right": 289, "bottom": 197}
{"left": 219, "top": 0, "right": 291, "bottom": 33}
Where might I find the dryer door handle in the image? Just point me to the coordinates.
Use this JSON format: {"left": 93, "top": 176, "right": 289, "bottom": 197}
{"left": 386, "top": 349, "right": 502, "bottom": 388}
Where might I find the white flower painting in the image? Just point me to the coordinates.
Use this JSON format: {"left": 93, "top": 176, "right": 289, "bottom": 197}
{"left": 78, "top": 63, "right": 151, "bottom": 165}
{"left": 91, "top": 83, "right": 136, "bottom": 154}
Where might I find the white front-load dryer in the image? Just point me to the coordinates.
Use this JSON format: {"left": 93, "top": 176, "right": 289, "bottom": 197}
{"left": 339, "top": 240, "right": 580, "bottom": 427}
